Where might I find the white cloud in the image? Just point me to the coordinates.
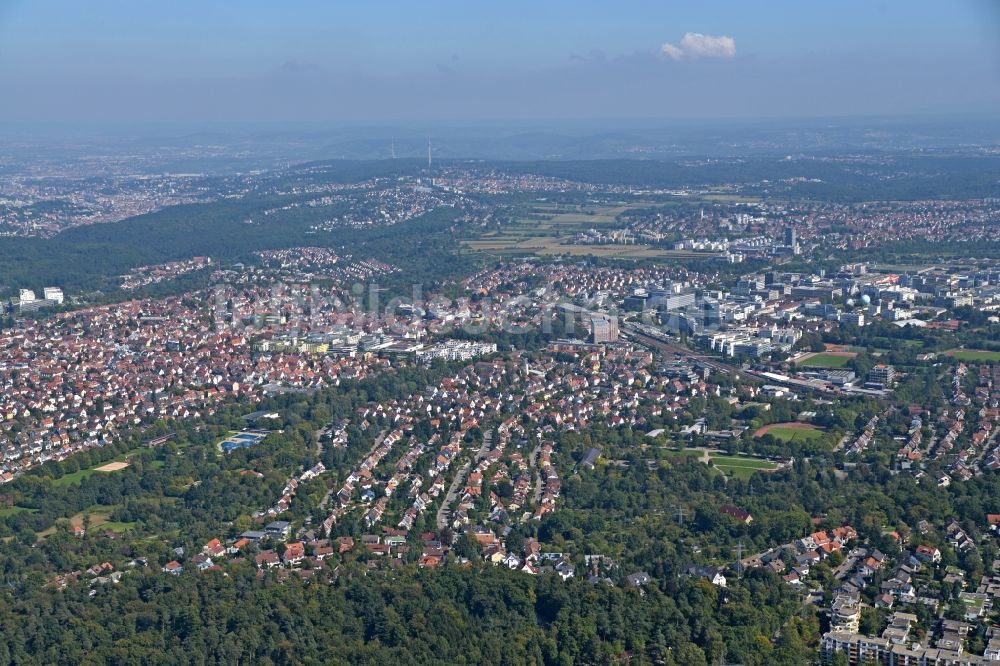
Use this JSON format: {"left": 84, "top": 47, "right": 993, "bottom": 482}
{"left": 661, "top": 33, "right": 736, "bottom": 60}
{"left": 661, "top": 43, "right": 684, "bottom": 60}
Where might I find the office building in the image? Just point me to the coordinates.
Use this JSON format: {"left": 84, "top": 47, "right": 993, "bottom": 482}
{"left": 43, "top": 287, "right": 64, "bottom": 304}
{"left": 868, "top": 364, "right": 895, "bottom": 386}
{"left": 590, "top": 315, "right": 619, "bottom": 344}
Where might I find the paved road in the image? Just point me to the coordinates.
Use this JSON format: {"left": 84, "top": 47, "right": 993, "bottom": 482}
{"left": 436, "top": 429, "right": 493, "bottom": 530}
{"left": 833, "top": 548, "right": 864, "bottom": 580}
{"left": 529, "top": 441, "right": 543, "bottom": 504}
{"left": 314, "top": 426, "right": 329, "bottom": 459}
{"left": 319, "top": 428, "right": 388, "bottom": 510}
{"left": 966, "top": 419, "right": 1000, "bottom": 473}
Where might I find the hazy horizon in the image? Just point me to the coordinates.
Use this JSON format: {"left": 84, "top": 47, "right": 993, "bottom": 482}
{"left": 1, "top": 0, "right": 998, "bottom": 124}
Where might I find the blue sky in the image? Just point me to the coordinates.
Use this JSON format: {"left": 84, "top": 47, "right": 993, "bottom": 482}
{"left": 0, "top": 0, "right": 997, "bottom": 123}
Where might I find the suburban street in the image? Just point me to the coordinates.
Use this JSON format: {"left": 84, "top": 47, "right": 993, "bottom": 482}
{"left": 436, "top": 428, "right": 493, "bottom": 530}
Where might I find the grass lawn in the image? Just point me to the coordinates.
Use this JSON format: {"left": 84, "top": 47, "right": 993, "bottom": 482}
{"left": 69, "top": 507, "right": 113, "bottom": 527}
{"left": 663, "top": 448, "right": 709, "bottom": 462}
{"left": 50, "top": 468, "right": 97, "bottom": 487}
{"left": 709, "top": 455, "right": 778, "bottom": 469}
{"left": 37, "top": 504, "right": 119, "bottom": 539}
{"left": 949, "top": 350, "right": 1000, "bottom": 363}
{"left": 0, "top": 506, "right": 36, "bottom": 517}
{"left": 715, "top": 465, "right": 765, "bottom": 480}
{"left": 708, "top": 455, "right": 778, "bottom": 480}
{"left": 51, "top": 457, "right": 132, "bottom": 486}
{"left": 762, "top": 426, "right": 825, "bottom": 443}
{"left": 101, "top": 521, "right": 138, "bottom": 533}
{"left": 664, "top": 449, "right": 780, "bottom": 479}
{"left": 46, "top": 447, "right": 151, "bottom": 487}
{"left": 754, "top": 422, "right": 826, "bottom": 443}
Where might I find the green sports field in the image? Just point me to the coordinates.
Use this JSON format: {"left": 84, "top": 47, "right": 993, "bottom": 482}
{"left": 949, "top": 350, "right": 1000, "bottom": 362}
{"left": 796, "top": 352, "right": 855, "bottom": 368}
{"left": 755, "top": 424, "right": 826, "bottom": 443}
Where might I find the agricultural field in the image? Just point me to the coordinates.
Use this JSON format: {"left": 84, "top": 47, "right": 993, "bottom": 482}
{"left": 461, "top": 202, "right": 709, "bottom": 260}
{"left": 698, "top": 194, "right": 762, "bottom": 203}
{"left": 538, "top": 245, "right": 702, "bottom": 259}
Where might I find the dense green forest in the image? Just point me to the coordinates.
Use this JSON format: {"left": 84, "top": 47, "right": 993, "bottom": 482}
{"left": 0, "top": 563, "right": 819, "bottom": 666}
